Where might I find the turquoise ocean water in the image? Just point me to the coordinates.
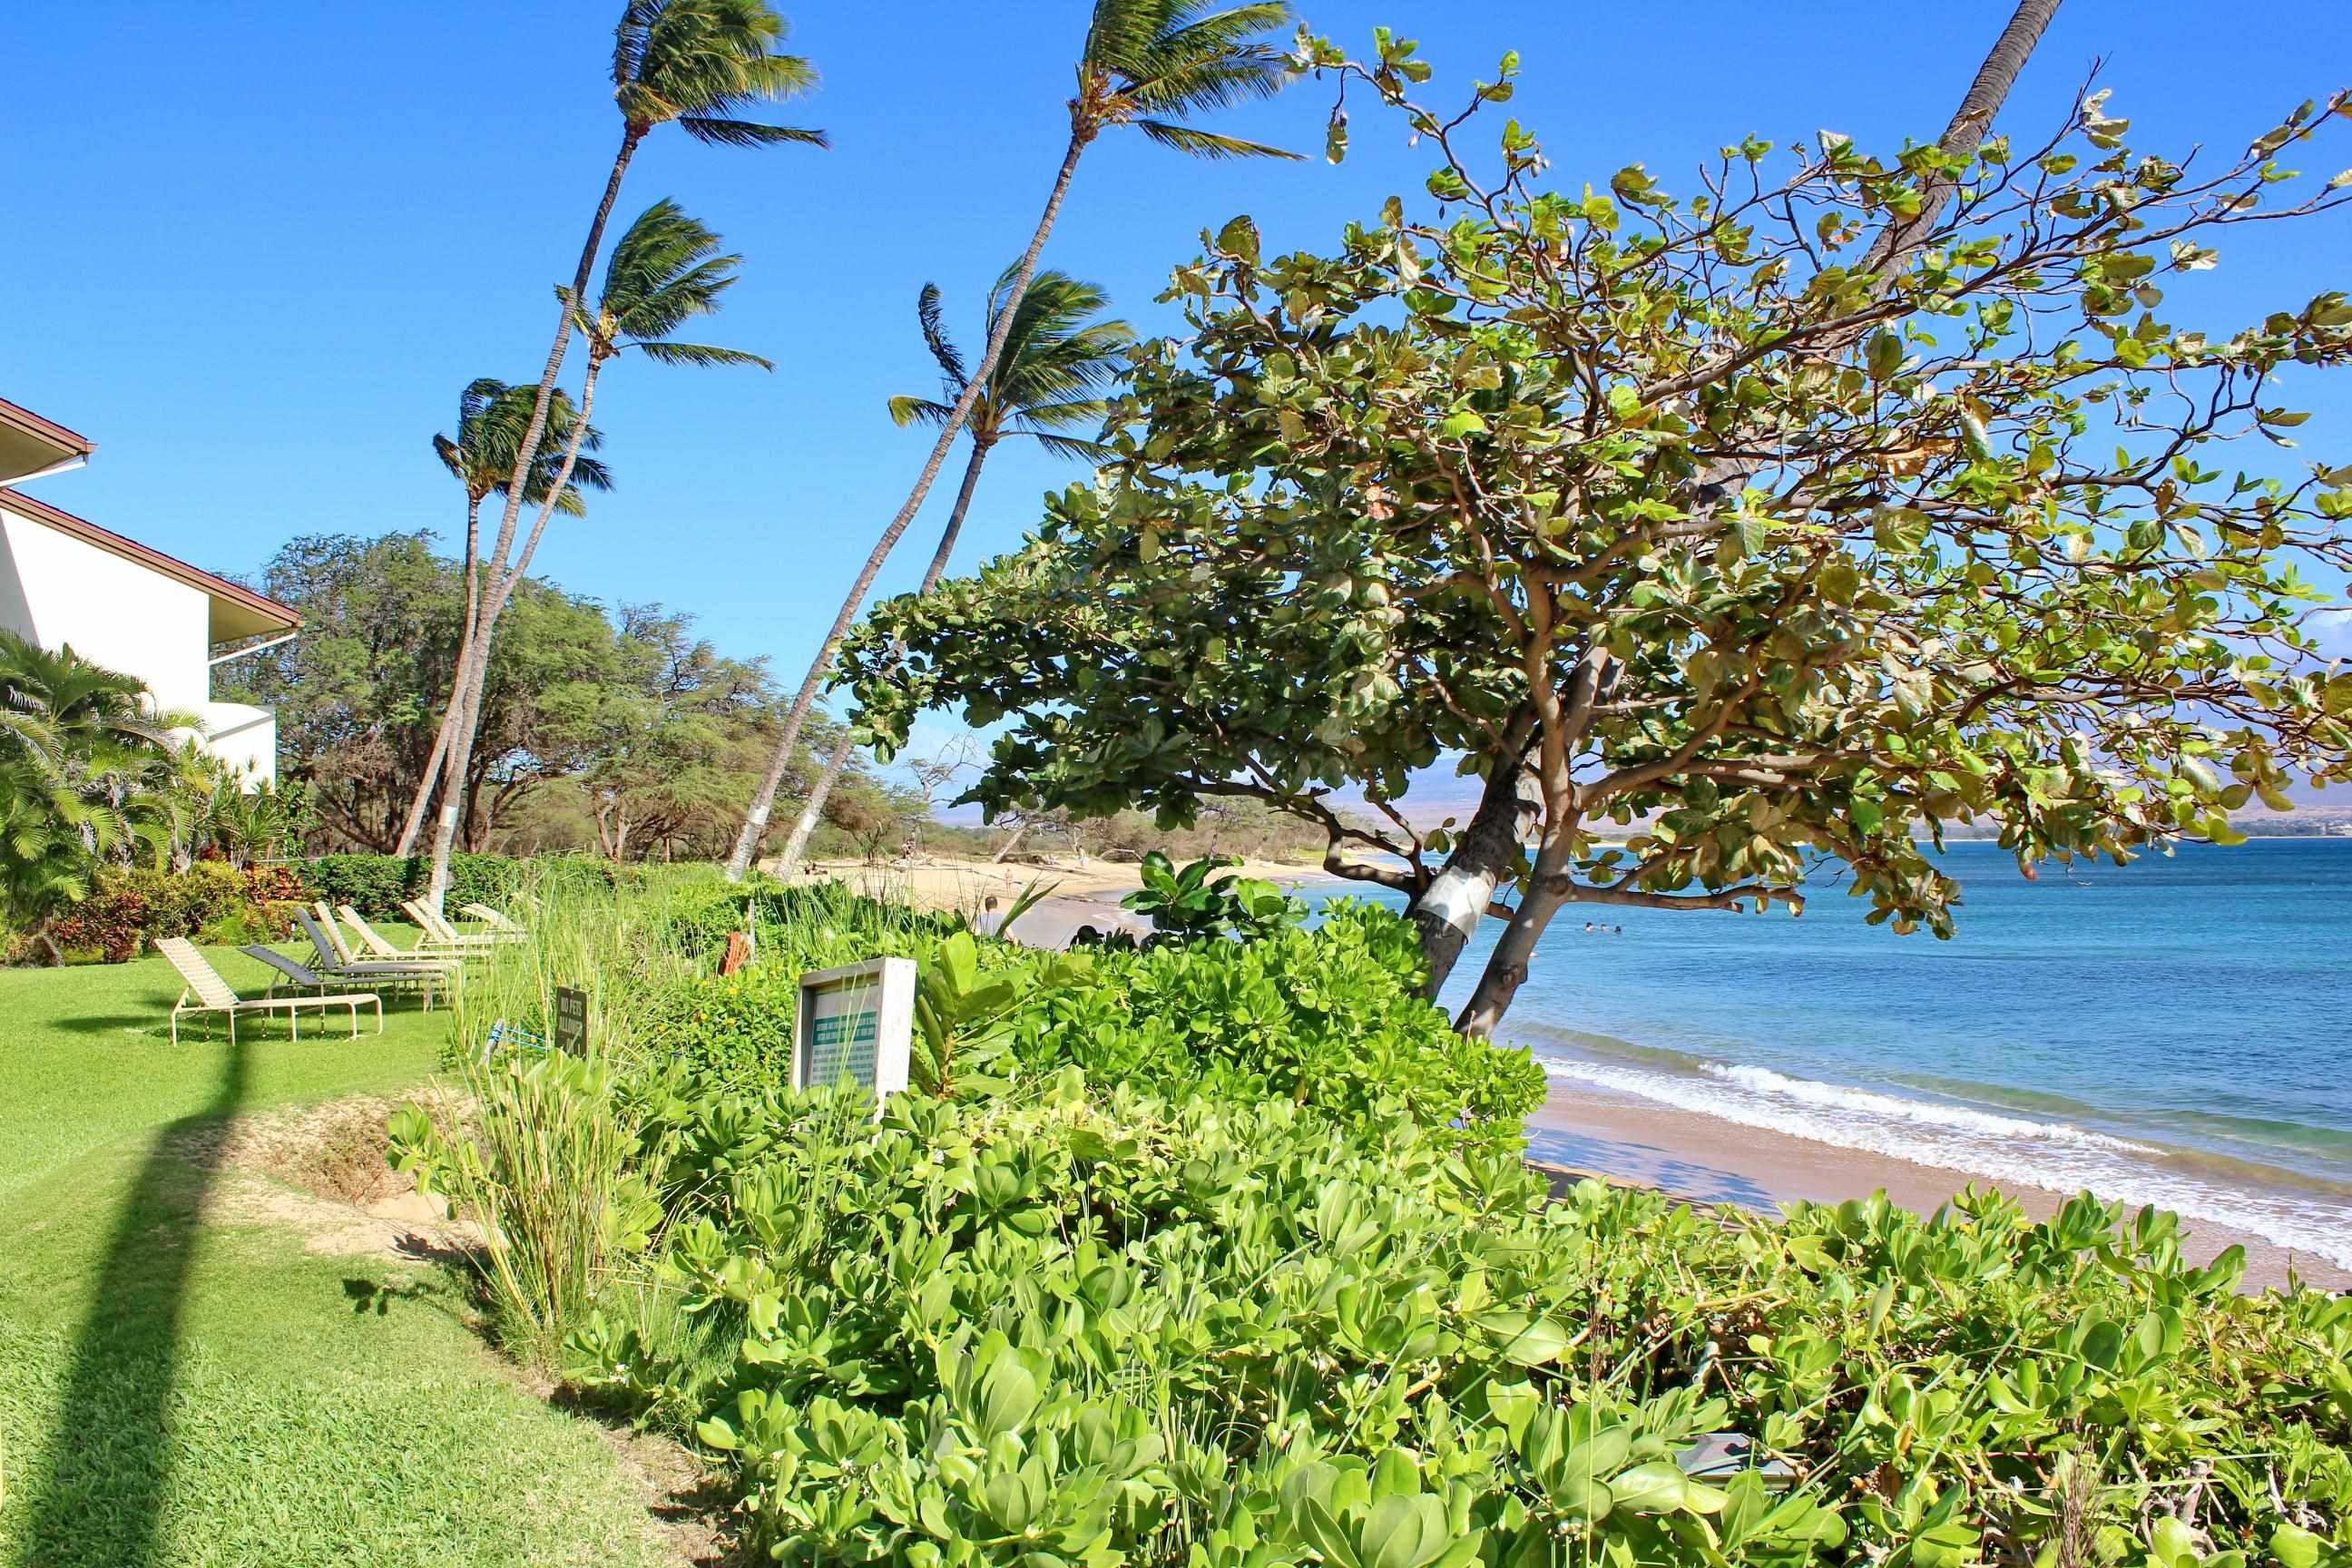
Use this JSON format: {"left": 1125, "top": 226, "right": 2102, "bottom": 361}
{"left": 1327, "top": 838, "right": 2352, "bottom": 1267}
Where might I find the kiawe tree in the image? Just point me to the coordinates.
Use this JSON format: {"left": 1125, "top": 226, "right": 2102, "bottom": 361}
{"left": 771, "top": 267, "right": 1132, "bottom": 870}
{"left": 418, "top": 0, "right": 819, "bottom": 908}
{"left": 723, "top": 0, "right": 1300, "bottom": 880}
{"left": 851, "top": 17, "right": 2352, "bottom": 1037}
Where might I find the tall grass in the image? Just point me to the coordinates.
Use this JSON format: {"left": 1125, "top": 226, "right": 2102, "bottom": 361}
{"left": 399, "top": 867, "right": 955, "bottom": 1361}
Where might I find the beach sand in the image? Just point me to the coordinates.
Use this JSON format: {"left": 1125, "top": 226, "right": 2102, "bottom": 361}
{"left": 769, "top": 855, "right": 1325, "bottom": 946}
{"left": 1526, "top": 1082, "right": 2352, "bottom": 1292}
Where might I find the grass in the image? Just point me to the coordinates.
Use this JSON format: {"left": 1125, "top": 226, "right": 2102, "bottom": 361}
{"left": 0, "top": 940, "right": 683, "bottom": 1567}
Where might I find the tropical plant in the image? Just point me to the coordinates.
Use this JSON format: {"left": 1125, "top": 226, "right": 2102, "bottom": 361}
{"left": 423, "top": 0, "right": 819, "bottom": 909}
{"left": 0, "top": 632, "right": 199, "bottom": 956}
{"left": 769, "top": 270, "right": 1133, "bottom": 870}
{"left": 725, "top": 0, "right": 1300, "bottom": 880}
{"left": 392, "top": 377, "right": 612, "bottom": 855}
{"left": 853, "top": 14, "right": 2352, "bottom": 1035}
{"left": 1121, "top": 849, "right": 1303, "bottom": 940}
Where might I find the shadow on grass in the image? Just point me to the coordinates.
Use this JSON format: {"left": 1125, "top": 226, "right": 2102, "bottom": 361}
{"left": 20, "top": 1022, "right": 251, "bottom": 1567}
{"left": 46, "top": 1013, "right": 172, "bottom": 1036}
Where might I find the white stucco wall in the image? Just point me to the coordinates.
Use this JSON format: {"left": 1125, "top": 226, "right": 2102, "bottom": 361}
{"left": 0, "top": 497, "right": 275, "bottom": 783}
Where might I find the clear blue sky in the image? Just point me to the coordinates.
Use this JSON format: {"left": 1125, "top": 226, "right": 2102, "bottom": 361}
{"left": 5, "top": 1, "right": 2349, "bottom": 754}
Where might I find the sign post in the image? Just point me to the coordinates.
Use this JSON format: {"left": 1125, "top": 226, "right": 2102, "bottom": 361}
{"left": 552, "top": 986, "right": 588, "bottom": 1054}
{"left": 794, "top": 957, "right": 915, "bottom": 1102}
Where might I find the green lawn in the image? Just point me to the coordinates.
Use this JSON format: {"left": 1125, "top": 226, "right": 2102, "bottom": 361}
{"left": 0, "top": 945, "right": 682, "bottom": 1568}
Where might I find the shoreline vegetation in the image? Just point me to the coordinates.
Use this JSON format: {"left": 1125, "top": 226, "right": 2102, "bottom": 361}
{"left": 780, "top": 850, "right": 2352, "bottom": 1292}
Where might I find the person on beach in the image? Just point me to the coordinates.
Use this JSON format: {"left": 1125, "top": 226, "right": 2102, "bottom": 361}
{"left": 973, "top": 897, "right": 1005, "bottom": 938}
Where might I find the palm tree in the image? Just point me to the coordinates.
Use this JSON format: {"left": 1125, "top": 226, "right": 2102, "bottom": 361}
{"left": 422, "top": 199, "right": 769, "bottom": 904}
{"left": 0, "top": 632, "right": 193, "bottom": 957}
{"left": 772, "top": 268, "right": 1132, "bottom": 869}
{"left": 420, "top": 0, "right": 818, "bottom": 906}
{"left": 725, "top": 0, "right": 1297, "bottom": 879}
{"left": 391, "top": 379, "right": 612, "bottom": 855}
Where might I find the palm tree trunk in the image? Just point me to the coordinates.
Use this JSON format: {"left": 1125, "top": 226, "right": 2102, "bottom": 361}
{"left": 1864, "top": 0, "right": 2063, "bottom": 274}
{"left": 426, "top": 355, "right": 607, "bottom": 906}
{"left": 394, "top": 494, "right": 485, "bottom": 856}
{"left": 770, "top": 436, "right": 997, "bottom": 871}
{"left": 423, "top": 126, "right": 640, "bottom": 910}
{"left": 724, "top": 132, "right": 1089, "bottom": 881}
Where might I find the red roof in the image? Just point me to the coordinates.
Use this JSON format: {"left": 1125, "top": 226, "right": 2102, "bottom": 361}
{"left": 0, "top": 488, "right": 300, "bottom": 634}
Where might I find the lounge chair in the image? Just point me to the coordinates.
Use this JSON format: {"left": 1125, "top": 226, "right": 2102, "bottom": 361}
{"left": 154, "top": 937, "right": 379, "bottom": 1044}
{"left": 334, "top": 903, "right": 469, "bottom": 967}
{"left": 459, "top": 902, "right": 527, "bottom": 936}
{"left": 292, "top": 908, "right": 448, "bottom": 1008}
{"left": 241, "top": 944, "right": 394, "bottom": 1005}
{"left": 401, "top": 898, "right": 521, "bottom": 949}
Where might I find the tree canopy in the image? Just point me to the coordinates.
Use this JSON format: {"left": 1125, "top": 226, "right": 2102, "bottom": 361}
{"left": 850, "top": 35, "right": 2352, "bottom": 1033}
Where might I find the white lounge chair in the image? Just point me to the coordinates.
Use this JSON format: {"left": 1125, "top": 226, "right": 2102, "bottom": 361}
{"left": 401, "top": 898, "right": 521, "bottom": 950}
{"left": 334, "top": 904, "right": 465, "bottom": 970}
{"left": 459, "top": 902, "right": 528, "bottom": 936}
{"left": 155, "top": 937, "right": 379, "bottom": 1044}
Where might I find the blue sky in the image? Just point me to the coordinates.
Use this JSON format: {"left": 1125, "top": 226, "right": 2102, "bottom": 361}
{"left": 5, "top": 1, "right": 2349, "bottom": 777}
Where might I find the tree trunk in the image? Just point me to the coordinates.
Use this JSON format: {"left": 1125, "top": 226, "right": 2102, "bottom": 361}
{"left": 1401, "top": 753, "right": 1543, "bottom": 996}
{"left": 770, "top": 437, "right": 998, "bottom": 872}
{"left": 725, "top": 132, "right": 1089, "bottom": 880}
{"left": 1864, "top": 0, "right": 2063, "bottom": 275}
{"left": 1453, "top": 836, "right": 1576, "bottom": 1039}
{"left": 990, "top": 820, "right": 1028, "bottom": 864}
{"left": 423, "top": 125, "right": 639, "bottom": 910}
{"left": 1448, "top": 0, "right": 2066, "bottom": 1035}
{"left": 425, "top": 345, "right": 610, "bottom": 907}
{"left": 394, "top": 494, "right": 484, "bottom": 856}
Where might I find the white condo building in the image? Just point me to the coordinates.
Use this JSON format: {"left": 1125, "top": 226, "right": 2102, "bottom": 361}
{"left": 0, "top": 396, "right": 299, "bottom": 785}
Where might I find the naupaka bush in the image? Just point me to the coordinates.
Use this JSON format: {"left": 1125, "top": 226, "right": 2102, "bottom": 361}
{"left": 569, "top": 1074, "right": 2352, "bottom": 1568}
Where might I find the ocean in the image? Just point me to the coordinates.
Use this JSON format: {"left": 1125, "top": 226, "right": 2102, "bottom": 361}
{"left": 1323, "top": 838, "right": 2352, "bottom": 1269}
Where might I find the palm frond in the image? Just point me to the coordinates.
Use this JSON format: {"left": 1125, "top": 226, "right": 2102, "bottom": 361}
{"left": 888, "top": 396, "right": 956, "bottom": 429}
{"left": 632, "top": 340, "right": 773, "bottom": 369}
{"left": 916, "top": 283, "right": 968, "bottom": 391}
{"left": 677, "top": 116, "right": 829, "bottom": 149}
{"left": 1133, "top": 120, "right": 1301, "bottom": 160}
{"left": 1022, "top": 430, "right": 1120, "bottom": 463}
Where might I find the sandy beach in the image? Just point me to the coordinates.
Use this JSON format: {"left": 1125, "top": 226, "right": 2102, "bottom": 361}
{"left": 1526, "top": 1082, "right": 2352, "bottom": 1292}
{"left": 772, "top": 853, "right": 1327, "bottom": 946}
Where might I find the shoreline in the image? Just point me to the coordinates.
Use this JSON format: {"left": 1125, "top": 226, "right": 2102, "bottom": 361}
{"left": 1524, "top": 1081, "right": 2351, "bottom": 1292}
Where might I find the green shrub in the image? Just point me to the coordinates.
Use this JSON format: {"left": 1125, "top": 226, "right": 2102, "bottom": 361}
{"left": 301, "top": 851, "right": 618, "bottom": 919}
{"left": 31, "top": 862, "right": 304, "bottom": 964}
{"left": 1012, "top": 899, "right": 1544, "bottom": 1142}
{"left": 567, "top": 1077, "right": 2352, "bottom": 1568}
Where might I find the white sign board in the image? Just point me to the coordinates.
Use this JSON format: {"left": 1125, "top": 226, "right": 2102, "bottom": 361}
{"left": 794, "top": 956, "right": 915, "bottom": 1102}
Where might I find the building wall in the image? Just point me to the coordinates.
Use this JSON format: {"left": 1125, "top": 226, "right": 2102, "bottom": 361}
{"left": 0, "top": 498, "right": 275, "bottom": 783}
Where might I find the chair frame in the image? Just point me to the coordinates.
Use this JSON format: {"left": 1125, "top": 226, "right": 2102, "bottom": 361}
{"left": 155, "top": 937, "right": 379, "bottom": 1045}
{"left": 459, "top": 902, "right": 527, "bottom": 935}
{"left": 402, "top": 898, "right": 520, "bottom": 950}
{"left": 328, "top": 903, "right": 465, "bottom": 972}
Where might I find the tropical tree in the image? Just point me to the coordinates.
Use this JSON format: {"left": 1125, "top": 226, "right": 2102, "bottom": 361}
{"left": 391, "top": 377, "right": 612, "bottom": 855}
{"left": 421, "top": 0, "right": 819, "bottom": 907}
{"left": 724, "top": 0, "right": 1298, "bottom": 879}
{"left": 0, "top": 632, "right": 195, "bottom": 956}
{"left": 772, "top": 267, "right": 1132, "bottom": 868}
{"left": 424, "top": 195, "right": 772, "bottom": 905}
{"left": 850, "top": 15, "right": 2352, "bottom": 1037}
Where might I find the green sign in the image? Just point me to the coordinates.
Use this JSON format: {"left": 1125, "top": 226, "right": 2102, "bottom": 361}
{"left": 553, "top": 986, "right": 588, "bottom": 1053}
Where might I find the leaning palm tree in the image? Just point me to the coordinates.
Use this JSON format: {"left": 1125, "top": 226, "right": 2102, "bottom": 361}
{"left": 420, "top": 0, "right": 818, "bottom": 907}
{"left": 771, "top": 269, "right": 1132, "bottom": 870}
{"left": 725, "top": 0, "right": 1297, "bottom": 878}
{"left": 391, "top": 379, "right": 612, "bottom": 855}
{"left": 422, "top": 200, "right": 769, "bottom": 904}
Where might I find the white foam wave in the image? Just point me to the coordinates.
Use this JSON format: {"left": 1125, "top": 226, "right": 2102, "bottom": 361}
{"left": 1538, "top": 1054, "right": 2352, "bottom": 1273}
{"left": 1700, "top": 1063, "right": 2159, "bottom": 1152}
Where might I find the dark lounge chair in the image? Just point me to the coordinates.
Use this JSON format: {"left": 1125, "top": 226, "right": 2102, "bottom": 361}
{"left": 291, "top": 908, "right": 447, "bottom": 1009}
